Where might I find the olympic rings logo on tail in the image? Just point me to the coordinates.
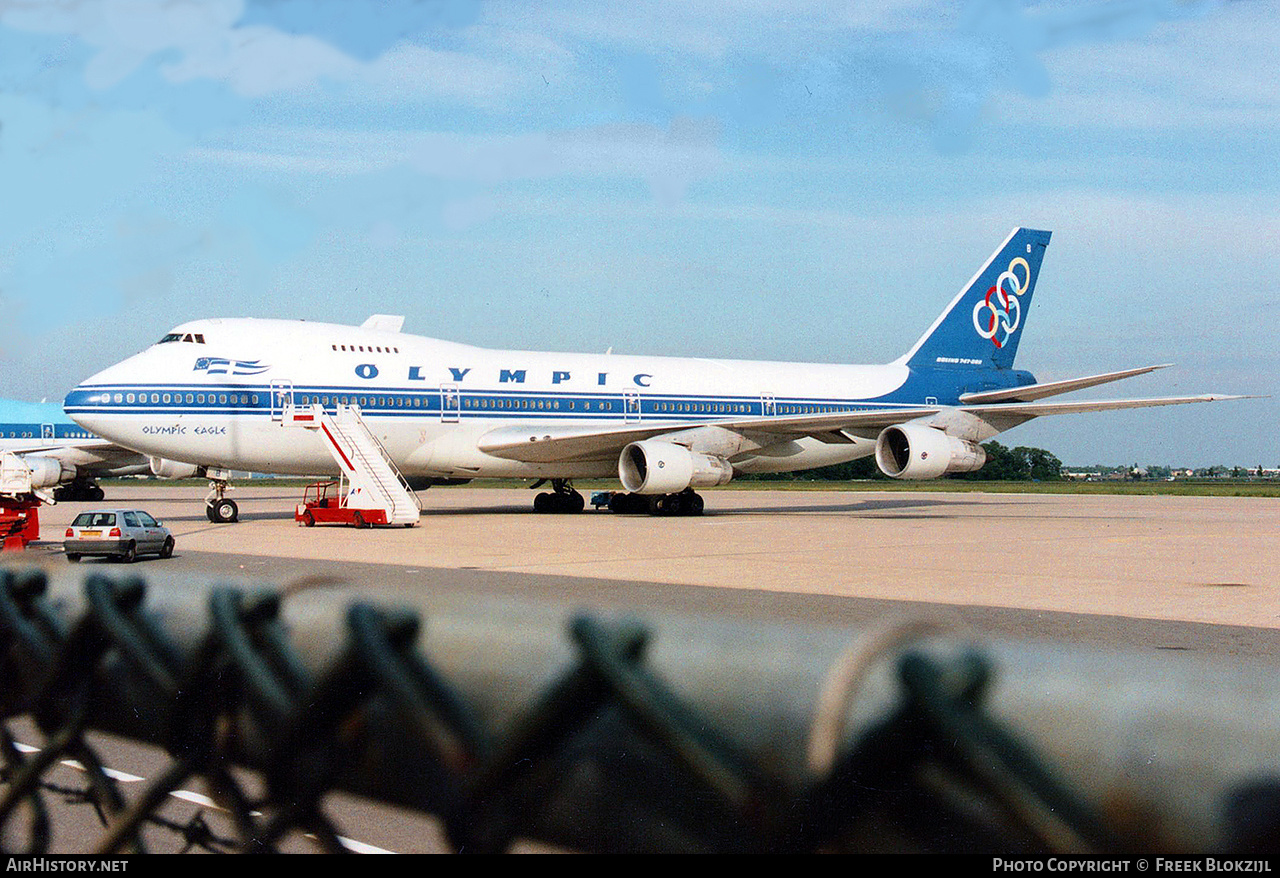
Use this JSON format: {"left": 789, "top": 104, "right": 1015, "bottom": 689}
{"left": 972, "top": 256, "right": 1030, "bottom": 349}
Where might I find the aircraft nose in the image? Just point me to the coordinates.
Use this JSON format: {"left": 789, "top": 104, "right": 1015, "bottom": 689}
{"left": 63, "top": 358, "right": 140, "bottom": 433}
{"left": 64, "top": 377, "right": 113, "bottom": 432}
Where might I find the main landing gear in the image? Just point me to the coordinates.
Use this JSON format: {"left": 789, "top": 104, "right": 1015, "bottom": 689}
{"left": 53, "top": 480, "right": 105, "bottom": 502}
{"left": 532, "top": 479, "right": 585, "bottom": 514}
{"left": 205, "top": 473, "right": 239, "bottom": 523}
{"left": 609, "top": 489, "right": 704, "bottom": 517}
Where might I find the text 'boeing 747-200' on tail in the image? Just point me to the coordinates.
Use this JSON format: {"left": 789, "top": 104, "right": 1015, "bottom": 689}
{"left": 63, "top": 228, "right": 1249, "bottom": 521}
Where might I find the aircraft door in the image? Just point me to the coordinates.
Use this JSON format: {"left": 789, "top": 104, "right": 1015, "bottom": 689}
{"left": 761, "top": 394, "right": 776, "bottom": 417}
{"left": 270, "top": 380, "right": 294, "bottom": 422}
{"left": 624, "top": 389, "right": 641, "bottom": 423}
{"left": 41, "top": 423, "right": 54, "bottom": 441}
{"left": 440, "top": 384, "right": 460, "bottom": 423}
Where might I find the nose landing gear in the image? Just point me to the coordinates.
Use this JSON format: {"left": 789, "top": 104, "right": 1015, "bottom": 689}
{"left": 204, "top": 472, "right": 239, "bottom": 523}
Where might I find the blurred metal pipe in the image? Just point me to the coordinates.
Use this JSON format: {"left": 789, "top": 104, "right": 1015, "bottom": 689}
{"left": 3, "top": 566, "right": 1279, "bottom": 853}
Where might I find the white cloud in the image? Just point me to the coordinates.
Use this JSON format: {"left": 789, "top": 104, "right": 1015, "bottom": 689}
{"left": 484, "top": 0, "right": 929, "bottom": 61}
{"left": 0, "top": 0, "right": 554, "bottom": 104}
{"left": 994, "top": 0, "right": 1280, "bottom": 130}
{"left": 187, "top": 118, "right": 725, "bottom": 204}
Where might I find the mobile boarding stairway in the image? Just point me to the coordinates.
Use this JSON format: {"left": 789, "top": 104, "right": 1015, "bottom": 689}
{"left": 282, "top": 403, "right": 421, "bottom": 527}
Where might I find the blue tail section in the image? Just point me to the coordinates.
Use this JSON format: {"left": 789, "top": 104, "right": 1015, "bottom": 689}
{"left": 899, "top": 228, "right": 1051, "bottom": 371}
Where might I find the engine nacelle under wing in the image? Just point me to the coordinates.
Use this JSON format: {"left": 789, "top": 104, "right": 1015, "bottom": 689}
{"left": 149, "top": 457, "right": 201, "bottom": 479}
{"left": 23, "top": 456, "right": 74, "bottom": 489}
{"left": 874, "top": 423, "right": 986, "bottom": 480}
{"left": 619, "top": 440, "right": 733, "bottom": 494}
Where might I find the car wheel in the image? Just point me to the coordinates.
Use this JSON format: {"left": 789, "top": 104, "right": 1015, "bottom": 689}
{"left": 121, "top": 542, "right": 137, "bottom": 563}
{"left": 159, "top": 537, "right": 174, "bottom": 559}
{"left": 302, "top": 511, "right": 315, "bottom": 527}
{"left": 352, "top": 510, "right": 366, "bottom": 528}
{"left": 66, "top": 553, "right": 80, "bottom": 563}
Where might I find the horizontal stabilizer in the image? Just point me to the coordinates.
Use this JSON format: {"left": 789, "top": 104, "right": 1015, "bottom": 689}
{"left": 965, "top": 394, "right": 1253, "bottom": 419}
{"left": 958, "top": 364, "right": 1173, "bottom": 404}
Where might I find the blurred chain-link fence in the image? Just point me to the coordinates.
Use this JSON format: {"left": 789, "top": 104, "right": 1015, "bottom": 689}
{"left": 2, "top": 567, "right": 1278, "bottom": 853}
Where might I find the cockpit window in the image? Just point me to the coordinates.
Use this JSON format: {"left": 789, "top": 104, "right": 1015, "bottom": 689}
{"left": 157, "top": 332, "right": 206, "bottom": 345}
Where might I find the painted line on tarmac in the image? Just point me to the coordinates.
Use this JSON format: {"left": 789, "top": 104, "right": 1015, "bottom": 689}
{"left": 14, "top": 741, "right": 395, "bottom": 853}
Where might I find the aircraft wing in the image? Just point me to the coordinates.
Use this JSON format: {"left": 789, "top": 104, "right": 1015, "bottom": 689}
{"left": 5, "top": 438, "right": 119, "bottom": 456}
{"left": 477, "top": 407, "right": 943, "bottom": 463}
{"left": 8, "top": 441, "right": 150, "bottom": 474}
{"left": 477, "top": 395, "right": 1248, "bottom": 464}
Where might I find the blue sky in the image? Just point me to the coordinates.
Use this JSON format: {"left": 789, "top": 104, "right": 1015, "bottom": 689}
{"left": 0, "top": 0, "right": 1275, "bottom": 466}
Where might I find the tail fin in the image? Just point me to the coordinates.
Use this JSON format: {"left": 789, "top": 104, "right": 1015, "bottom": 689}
{"left": 898, "top": 227, "right": 1051, "bottom": 371}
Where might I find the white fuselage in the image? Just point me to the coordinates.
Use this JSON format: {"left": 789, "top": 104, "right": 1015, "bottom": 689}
{"left": 65, "top": 318, "right": 958, "bottom": 481}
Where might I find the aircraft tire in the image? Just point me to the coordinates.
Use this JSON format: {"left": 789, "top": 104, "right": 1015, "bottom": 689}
{"left": 212, "top": 499, "right": 238, "bottom": 523}
{"left": 66, "top": 554, "right": 80, "bottom": 563}
{"left": 90, "top": 486, "right": 105, "bottom": 502}
{"left": 534, "top": 492, "right": 552, "bottom": 513}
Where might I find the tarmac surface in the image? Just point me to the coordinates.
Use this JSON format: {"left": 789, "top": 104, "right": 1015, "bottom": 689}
{"left": 19, "top": 484, "right": 1280, "bottom": 630}
{"left": 5, "top": 483, "right": 1280, "bottom": 852}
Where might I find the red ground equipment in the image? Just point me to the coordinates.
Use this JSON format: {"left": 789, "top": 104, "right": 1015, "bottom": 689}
{"left": 294, "top": 480, "right": 389, "bottom": 529}
{"left": 0, "top": 498, "right": 40, "bottom": 552}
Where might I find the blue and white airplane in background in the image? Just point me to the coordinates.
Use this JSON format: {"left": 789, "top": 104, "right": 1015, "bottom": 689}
{"left": 0, "top": 398, "right": 152, "bottom": 501}
{"left": 64, "top": 228, "right": 1246, "bottom": 521}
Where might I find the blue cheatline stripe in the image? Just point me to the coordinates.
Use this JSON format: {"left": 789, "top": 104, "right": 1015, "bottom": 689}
{"left": 64, "top": 382, "right": 932, "bottom": 428}
{"left": 0, "top": 423, "right": 98, "bottom": 439}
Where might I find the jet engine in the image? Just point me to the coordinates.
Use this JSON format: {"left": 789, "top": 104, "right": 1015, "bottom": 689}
{"left": 874, "top": 423, "right": 986, "bottom": 480}
{"left": 23, "top": 456, "right": 73, "bottom": 489}
{"left": 149, "top": 457, "right": 201, "bottom": 479}
{"left": 618, "top": 440, "right": 733, "bottom": 494}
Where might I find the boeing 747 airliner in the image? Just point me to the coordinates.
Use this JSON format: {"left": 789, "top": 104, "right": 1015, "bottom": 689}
{"left": 0, "top": 398, "right": 151, "bottom": 501}
{"left": 64, "top": 228, "right": 1246, "bottom": 521}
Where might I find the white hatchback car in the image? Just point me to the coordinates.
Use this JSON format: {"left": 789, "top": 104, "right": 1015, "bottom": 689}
{"left": 64, "top": 509, "right": 174, "bottom": 563}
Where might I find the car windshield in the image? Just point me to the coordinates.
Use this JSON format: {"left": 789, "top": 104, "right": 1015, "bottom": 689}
{"left": 72, "top": 513, "right": 116, "bottom": 527}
